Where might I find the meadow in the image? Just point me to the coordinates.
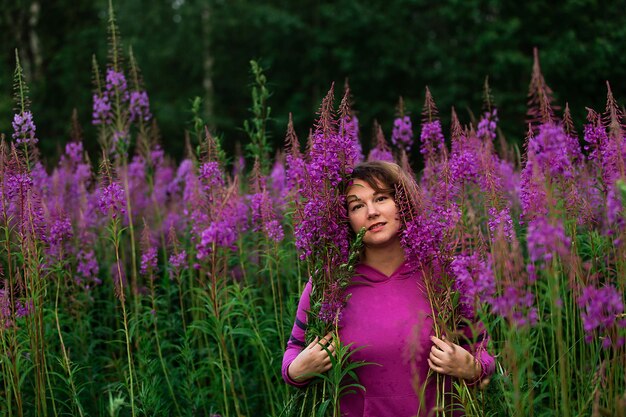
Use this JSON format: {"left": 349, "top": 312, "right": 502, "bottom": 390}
{"left": 1, "top": 10, "right": 625, "bottom": 417}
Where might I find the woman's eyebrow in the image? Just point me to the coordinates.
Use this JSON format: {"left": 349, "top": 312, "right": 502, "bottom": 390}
{"left": 346, "top": 195, "right": 362, "bottom": 203}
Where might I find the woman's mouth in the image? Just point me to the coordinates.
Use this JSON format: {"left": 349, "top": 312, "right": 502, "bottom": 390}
{"left": 368, "top": 222, "right": 386, "bottom": 232}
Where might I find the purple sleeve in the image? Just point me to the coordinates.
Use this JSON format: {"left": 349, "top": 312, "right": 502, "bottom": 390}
{"left": 459, "top": 321, "right": 496, "bottom": 386}
{"left": 282, "top": 280, "right": 313, "bottom": 387}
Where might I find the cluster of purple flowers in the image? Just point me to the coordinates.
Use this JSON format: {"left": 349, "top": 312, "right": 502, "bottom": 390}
{"left": 75, "top": 249, "right": 101, "bottom": 289}
{"left": 98, "top": 182, "right": 127, "bottom": 220}
{"left": 476, "top": 109, "right": 498, "bottom": 142}
{"left": 487, "top": 207, "right": 515, "bottom": 241}
{"left": 12, "top": 111, "right": 38, "bottom": 146}
{"left": 129, "top": 90, "right": 152, "bottom": 123}
{"left": 451, "top": 253, "right": 496, "bottom": 318}
{"left": 526, "top": 216, "right": 571, "bottom": 266}
{"left": 419, "top": 120, "right": 446, "bottom": 161}
{"left": 578, "top": 285, "right": 626, "bottom": 348}
{"left": 391, "top": 116, "right": 413, "bottom": 152}
{"left": 140, "top": 246, "right": 158, "bottom": 276}
{"left": 490, "top": 286, "right": 538, "bottom": 327}
{"left": 0, "top": 287, "right": 33, "bottom": 329}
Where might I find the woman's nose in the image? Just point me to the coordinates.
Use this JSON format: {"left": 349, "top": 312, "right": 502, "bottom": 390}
{"left": 366, "top": 204, "right": 379, "bottom": 218}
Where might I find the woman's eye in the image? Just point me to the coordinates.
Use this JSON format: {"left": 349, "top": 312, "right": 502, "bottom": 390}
{"left": 350, "top": 204, "right": 363, "bottom": 212}
{"left": 376, "top": 196, "right": 388, "bottom": 202}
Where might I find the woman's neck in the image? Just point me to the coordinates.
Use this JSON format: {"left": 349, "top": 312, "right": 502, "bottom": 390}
{"left": 362, "top": 239, "right": 406, "bottom": 277}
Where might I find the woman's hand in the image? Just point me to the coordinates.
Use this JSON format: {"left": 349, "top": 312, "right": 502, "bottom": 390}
{"left": 287, "top": 332, "right": 335, "bottom": 382}
{"left": 428, "top": 335, "right": 482, "bottom": 381}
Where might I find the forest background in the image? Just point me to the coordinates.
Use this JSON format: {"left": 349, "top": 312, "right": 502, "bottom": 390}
{"left": 1, "top": 0, "right": 626, "bottom": 164}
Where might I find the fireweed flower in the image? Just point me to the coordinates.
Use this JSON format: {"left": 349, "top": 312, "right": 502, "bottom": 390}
{"left": 98, "top": 182, "right": 126, "bottom": 219}
{"left": 129, "top": 90, "right": 152, "bottom": 122}
{"left": 527, "top": 123, "right": 582, "bottom": 179}
{"left": 140, "top": 246, "right": 158, "bottom": 276}
{"left": 451, "top": 253, "right": 496, "bottom": 319}
{"left": 249, "top": 188, "right": 285, "bottom": 243}
{"left": 92, "top": 94, "right": 112, "bottom": 125}
{"left": 295, "top": 111, "right": 358, "bottom": 260}
{"left": 45, "top": 216, "right": 73, "bottom": 259}
{"left": 341, "top": 114, "right": 364, "bottom": 163}
{"left": 578, "top": 285, "right": 626, "bottom": 348}
{"left": 127, "top": 156, "right": 149, "bottom": 213}
{"left": 607, "top": 183, "right": 625, "bottom": 229}
{"left": 270, "top": 157, "right": 288, "bottom": 208}
{"left": 368, "top": 124, "right": 394, "bottom": 163}
{"left": 105, "top": 68, "right": 129, "bottom": 101}
{"left": 401, "top": 203, "right": 460, "bottom": 270}
{"left": 490, "top": 286, "right": 538, "bottom": 327}
{"left": 419, "top": 120, "right": 446, "bottom": 161}
{"left": 526, "top": 216, "right": 571, "bottom": 267}
{"left": 488, "top": 206, "right": 515, "bottom": 241}
{"left": 168, "top": 250, "right": 189, "bottom": 279}
{"left": 199, "top": 161, "right": 224, "bottom": 192}
{"left": 449, "top": 136, "right": 481, "bottom": 185}
{"left": 476, "top": 109, "right": 498, "bottom": 142}
{"left": 76, "top": 249, "right": 101, "bottom": 288}
{"left": 318, "top": 281, "right": 346, "bottom": 323}
{"left": 196, "top": 219, "right": 238, "bottom": 258}
{"left": 391, "top": 116, "right": 414, "bottom": 153}
{"left": 12, "top": 111, "right": 38, "bottom": 145}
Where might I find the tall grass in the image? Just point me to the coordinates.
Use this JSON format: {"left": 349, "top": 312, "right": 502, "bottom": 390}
{"left": 0, "top": 9, "right": 625, "bottom": 417}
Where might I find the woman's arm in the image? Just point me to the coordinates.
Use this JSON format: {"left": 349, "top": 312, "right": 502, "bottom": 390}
{"left": 282, "top": 281, "right": 336, "bottom": 386}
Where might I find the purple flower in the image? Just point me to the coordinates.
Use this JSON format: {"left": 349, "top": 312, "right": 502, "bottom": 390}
{"left": 419, "top": 120, "right": 445, "bottom": 160}
{"left": 199, "top": 161, "right": 224, "bottom": 191}
{"left": 15, "top": 300, "right": 33, "bottom": 318}
{"left": 92, "top": 94, "right": 112, "bottom": 125}
{"left": 391, "top": 116, "right": 414, "bottom": 152}
{"left": 269, "top": 158, "right": 288, "bottom": 208}
{"left": 451, "top": 253, "right": 496, "bottom": 318}
{"left": 98, "top": 182, "right": 126, "bottom": 219}
{"left": 45, "top": 216, "right": 73, "bottom": 257}
{"left": 476, "top": 109, "right": 498, "bottom": 142}
{"left": 368, "top": 124, "right": 394, "bottom": 163}
{"left": 196, "top": 220, "right": 238, "bottom": 258}
{"left": 526, "top": 216, "right": 571, "bottom": 266}
{"left": 64, "top": 142, "right": 84, "bottom": 164}
{"left": 12, "top": 111, "right": 38, "bottom": 145}
{"left": 583, "top": 120, "right": 606, "bottom": 162}
{"left": 526, "top": 123, "right": 582, "bottom": 180}
{"left": 490, "top": 286, "right": 538, "bottom": 327}
{"left": 341, "top": 114, "right": 364, "bottom": 163}
{"left": 264, "top": 219, "right": 285, "bottom": 242}
{"left": 488, "top": 207, "right": 515, "bottom": 241}
{"left": 76, "top": 249, "right": 101, "bottom": 289}
{"left": 140, "top": 246, "right": 158, "bottom": 276}
{"left": 401, "top": 203, "right": 460, "bottom": 269}
{"left": 105, "top": 68, "right": 129, "bottom": 99}
{"left": 129, "top": 90, "right": 152, "bottom": 123}
{"left": 169, "top": 251, "right": 187, "bottom": 270}
{"left": 367, "top": 146, "right": 394, "bottom": 163}
{"left": 607, "top": 183, "right": 625, "bottom": 228}
{"left": 578, "top": 285, "right": 625, "bottom": 348}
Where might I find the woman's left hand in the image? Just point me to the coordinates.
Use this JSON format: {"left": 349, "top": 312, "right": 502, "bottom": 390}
{"left": 428, "top": 335, "right": 481, "bottom": 381}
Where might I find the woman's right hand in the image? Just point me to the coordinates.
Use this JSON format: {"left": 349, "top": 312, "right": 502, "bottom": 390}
{"left": 287, "top": 332, "right": 335, "bottom": 382}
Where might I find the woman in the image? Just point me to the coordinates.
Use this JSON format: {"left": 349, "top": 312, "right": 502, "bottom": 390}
{"left": 282, "top": 161, "right": 495, "bottom": 416}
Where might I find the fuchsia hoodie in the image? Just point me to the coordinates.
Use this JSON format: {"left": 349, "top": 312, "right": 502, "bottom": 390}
{"left": 282, "top": 261, "right": 495, "bottom": 417}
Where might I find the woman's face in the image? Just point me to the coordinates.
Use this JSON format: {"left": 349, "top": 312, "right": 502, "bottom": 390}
{"left": 346, "top": 178, "right": 401, "bottom": 248}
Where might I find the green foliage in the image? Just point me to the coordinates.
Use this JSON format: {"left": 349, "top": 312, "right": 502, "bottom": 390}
{"left": 244, "top": 60, "right": 273, "bottom": 173}
{"left": 2, "top": 1, "right": 626, "bottom": 164}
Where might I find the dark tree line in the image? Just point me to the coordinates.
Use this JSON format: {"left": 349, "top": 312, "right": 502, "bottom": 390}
{"left": 1, "top": 0, "right": 626, "bottom": 165}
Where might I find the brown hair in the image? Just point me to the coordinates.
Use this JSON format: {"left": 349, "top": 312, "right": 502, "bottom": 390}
{"left": 344, "top": 161, "right": 422, "bottom": 223}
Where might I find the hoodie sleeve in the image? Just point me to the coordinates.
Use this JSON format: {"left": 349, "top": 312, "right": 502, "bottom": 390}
{"left": 281, "top": 280, "right": 313, "bottom": 387}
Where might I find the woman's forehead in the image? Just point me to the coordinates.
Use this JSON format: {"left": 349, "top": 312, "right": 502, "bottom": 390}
{"left": 346, "top": 178, "right": 387, "bottom": 196}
